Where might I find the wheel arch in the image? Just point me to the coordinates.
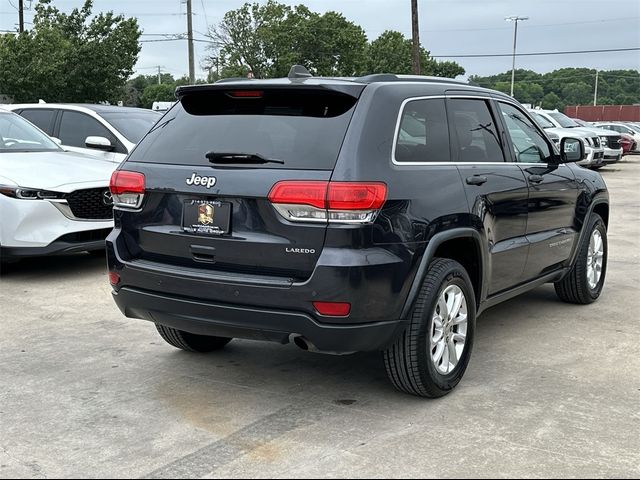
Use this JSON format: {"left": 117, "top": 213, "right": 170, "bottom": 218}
{"left": 568, "top": 197, "right": 610, "bottom": 269}
{"left": 401, "top": 228, "right": 487, "bottom": 319}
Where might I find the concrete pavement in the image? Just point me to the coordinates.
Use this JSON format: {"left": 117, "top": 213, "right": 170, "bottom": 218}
{"left": 1, "top": 156, "right": 639, "bottom": 478}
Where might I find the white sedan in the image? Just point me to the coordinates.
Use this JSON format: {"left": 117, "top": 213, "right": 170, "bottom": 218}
{"left": 0, "top": 110, "right": 116, "bottom": 262}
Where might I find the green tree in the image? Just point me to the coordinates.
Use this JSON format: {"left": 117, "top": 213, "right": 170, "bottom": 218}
{"left": 124, "top": 74, "right": 175, "bottom": 107}
{"left": 470, "top": 68, "right": 640, "bottom": 107}
{"left": 542, "top": 92, "right": 563, "bottom": 110}
{"left": 0, "top": 0, "right": 141, "bottom": 103}
{"left": 208, "top": 2, "right": 370, "bottom": 78}
{"left": 361, "top": 30, "right": 464, "bottom": 78}
{"left": 140, "top": 84, "right": 176, "bottom": 109}
{"left": 366, "top": 30, "right": 422, "bottom": 74}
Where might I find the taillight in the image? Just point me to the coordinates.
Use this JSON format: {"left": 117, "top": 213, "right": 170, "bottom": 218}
{"left": 109, "top": 171, "right": 145, "bottom": 209}
{"left": 268, "top": 181, "right": 387, "bottom": 224}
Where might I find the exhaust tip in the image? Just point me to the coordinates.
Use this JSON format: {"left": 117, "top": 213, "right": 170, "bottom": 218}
{"left": 292, "top": 335, "right": 310, "bottom": 351}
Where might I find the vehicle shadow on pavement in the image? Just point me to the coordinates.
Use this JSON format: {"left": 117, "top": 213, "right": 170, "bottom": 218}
{"left": 144, "top": 284, "right": 563, "bottom": 406}
{"left": 0, "top": 252, "right": 106, "bottom": 279}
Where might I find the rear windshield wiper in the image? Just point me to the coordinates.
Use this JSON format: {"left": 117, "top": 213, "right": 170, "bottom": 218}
{"left": 205, "top": 151, "right": 285, "bottom": 165}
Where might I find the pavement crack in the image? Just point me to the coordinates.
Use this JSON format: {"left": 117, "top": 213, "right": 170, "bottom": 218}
{"left": 0, "top": 445, "right": 48, "bottom": 479}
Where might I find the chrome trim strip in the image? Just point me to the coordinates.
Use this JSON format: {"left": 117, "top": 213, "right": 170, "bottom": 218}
{"left": 390, "top": 94, "right": 565, "bottom": 168}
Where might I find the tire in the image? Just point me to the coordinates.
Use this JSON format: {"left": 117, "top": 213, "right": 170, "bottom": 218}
{"left": 155, "top": 324, "right": 232, "bottom": 353}
{"left": 554, "top": 213, "right": 607, "bottom": 304}
{"left": 383, "top": 258, "right": 476, "bottom": 398}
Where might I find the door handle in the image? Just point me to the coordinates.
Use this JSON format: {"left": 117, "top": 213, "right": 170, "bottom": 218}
{"left": 528, "top": 174, "right": 544, "bottom": 184}
{"left": 465, "top": 175, "right": 488, "bottom": 186}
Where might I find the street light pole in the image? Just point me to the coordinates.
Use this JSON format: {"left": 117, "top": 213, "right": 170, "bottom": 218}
{"left": 505, "top": 16, "right": 529, "bottom": 98}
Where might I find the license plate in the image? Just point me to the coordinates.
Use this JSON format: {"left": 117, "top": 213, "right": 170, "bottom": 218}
{"left": 182, "top": 200, "right": 231, "bottom": 235}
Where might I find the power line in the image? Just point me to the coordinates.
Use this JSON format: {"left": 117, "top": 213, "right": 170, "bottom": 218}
{"left": 431, "top": 47, "right": 640, "bottom": 59}
{"left": 137, "top": 36, "right": 640, "bottom": 60}
{"left": 200, "top": 0, "right": 210, "bottom": 32}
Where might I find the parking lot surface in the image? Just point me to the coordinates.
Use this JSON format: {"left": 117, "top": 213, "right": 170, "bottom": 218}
{"left": 1, "top": 157, "right": 639, "bottom": 479}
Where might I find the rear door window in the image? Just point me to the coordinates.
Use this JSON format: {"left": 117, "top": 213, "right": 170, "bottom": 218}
{"left": 58, "top": 111, "right": 117, "bottom": 148}
{"left": 129, "top": 88, "right": 359, "bottom": 170}
{"left": 394, "top": 98, "right": 450, "bottom": 163}
{"left": 448, "top": 98, "right": 505, "bottom": 163}
{"left": 19, "top": 109, "right": 56, "bottom": 135}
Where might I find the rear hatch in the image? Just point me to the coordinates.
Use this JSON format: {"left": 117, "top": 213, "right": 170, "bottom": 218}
{"left": 115, "top": 84, "right": 364, "bottom": 281}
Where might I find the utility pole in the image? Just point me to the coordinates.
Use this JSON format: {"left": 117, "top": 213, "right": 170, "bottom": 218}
{"left": 411, "top": 0, "right": 421, "bottom": 75}
{"left": 18, "top": 0, "right": 24, "bottom": 33}
{"left": 186, "top": 0, "right": 195, "bottom": 84}
{"left": 593, "top": 70, "right": 599, "bottom": 106}
{"left": 505, "top": 16, "right": 529, "bottom": 97}
{"left": 157, "top": 66, "right": 162, "bottom": 85}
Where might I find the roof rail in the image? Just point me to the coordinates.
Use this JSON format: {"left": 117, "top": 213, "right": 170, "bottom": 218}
{"left": 353, "top": 74, "right": 399, "bottom": 83}
{"left": 352, "top": 74, "right": 468, "bottom": 85}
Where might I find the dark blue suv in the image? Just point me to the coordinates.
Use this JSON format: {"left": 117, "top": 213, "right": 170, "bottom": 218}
{"left": 107, "top": 68, "right": 609, "bottom": 397}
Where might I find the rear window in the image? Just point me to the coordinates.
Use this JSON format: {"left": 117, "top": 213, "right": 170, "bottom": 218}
{"left": 394, "top": 98, "right": 450, "bottom": 163}
{"left": 128, "top": 88, "right": 359, "bottom": 170}
{"left": 100, "top": 111, "right": 161, "bottom": 144}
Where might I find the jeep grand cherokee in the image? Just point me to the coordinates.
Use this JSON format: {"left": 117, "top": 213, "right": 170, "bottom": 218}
{"left": 107, "top": 67, "right": 609, "bottom": 398}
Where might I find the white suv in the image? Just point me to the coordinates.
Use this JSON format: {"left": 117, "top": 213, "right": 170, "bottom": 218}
{"left": 533, "top": 109, "right": 623, "bottom": 165}
{"left": 528, "top": 110, "right": 604, "bottom": 169}
{"left": 5, "top": 104, "right": 161, "bottom": 164}
{"left": 0, "top": 110, "right": 115, "bottom": 262}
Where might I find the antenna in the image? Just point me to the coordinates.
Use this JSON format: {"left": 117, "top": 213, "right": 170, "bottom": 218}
{"left": 288, "top": 65, "right": 312, "bottom": 79}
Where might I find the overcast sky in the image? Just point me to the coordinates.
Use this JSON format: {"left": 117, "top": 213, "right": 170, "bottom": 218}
{"left": 2, "top": 0, "right": 639, "bottom": 80}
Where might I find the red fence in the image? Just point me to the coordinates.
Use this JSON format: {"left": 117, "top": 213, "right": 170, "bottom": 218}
{"left": 565, "top": 105, "right": 640, "bottom": 122}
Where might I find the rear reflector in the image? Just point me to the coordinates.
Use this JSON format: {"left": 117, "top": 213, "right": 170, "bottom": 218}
{"left": 268, "top": 181, "right": 387, "bottom": 224}
{"left": 313, "top": 301, "right": 351, "bottom": 317}
{"left": 108, "top": 272, "right": 120, "bottom": 286}
{"left": 109, "top": 171, "right": 145, "bottom": 209}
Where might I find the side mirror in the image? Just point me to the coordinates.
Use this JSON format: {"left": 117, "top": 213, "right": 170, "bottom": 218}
{"left": 559, "top": 137, "right": 585, "bottom": 163}
{"left": 85, "top": 136, "right": 114, "bottom": 151}
{"left": 51, "top": 137, "right": 62, "bottom": 145}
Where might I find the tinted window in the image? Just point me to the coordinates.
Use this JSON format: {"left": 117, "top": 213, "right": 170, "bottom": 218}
{"left": 58, "top": 111, "right": 116, "bottom": 148}
{"left": 499, "top": 103, "right": 553, "bottom": 164}
{"left": 0, "top": 113, "right": 60, "bottom": 152}
{"left": 449, "top": 99, "right": 504, "bottom": 162}
{"left": 19, "top": 109, "right": 56, "bottom": 135}
{"left": 395, "top": 98, "right": 450, "bottom": 163}
{"left": 531, "top": 112, "right": 555, "bottom": 129}
{"left": 100, "top": 111, "right": 161, "bottom": 144}
{"left": 548, "top": 112, "right": 579, "bottom": 128}
{"left": 128, "top": 89, "right": 359, "bottom": 170}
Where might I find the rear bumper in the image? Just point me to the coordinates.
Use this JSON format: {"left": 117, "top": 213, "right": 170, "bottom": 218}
{"left": 107, "top": 228, "right": 417, "bottom": 353}
{"left": 113, "top": 286, "right": 406, "bottom": 353}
